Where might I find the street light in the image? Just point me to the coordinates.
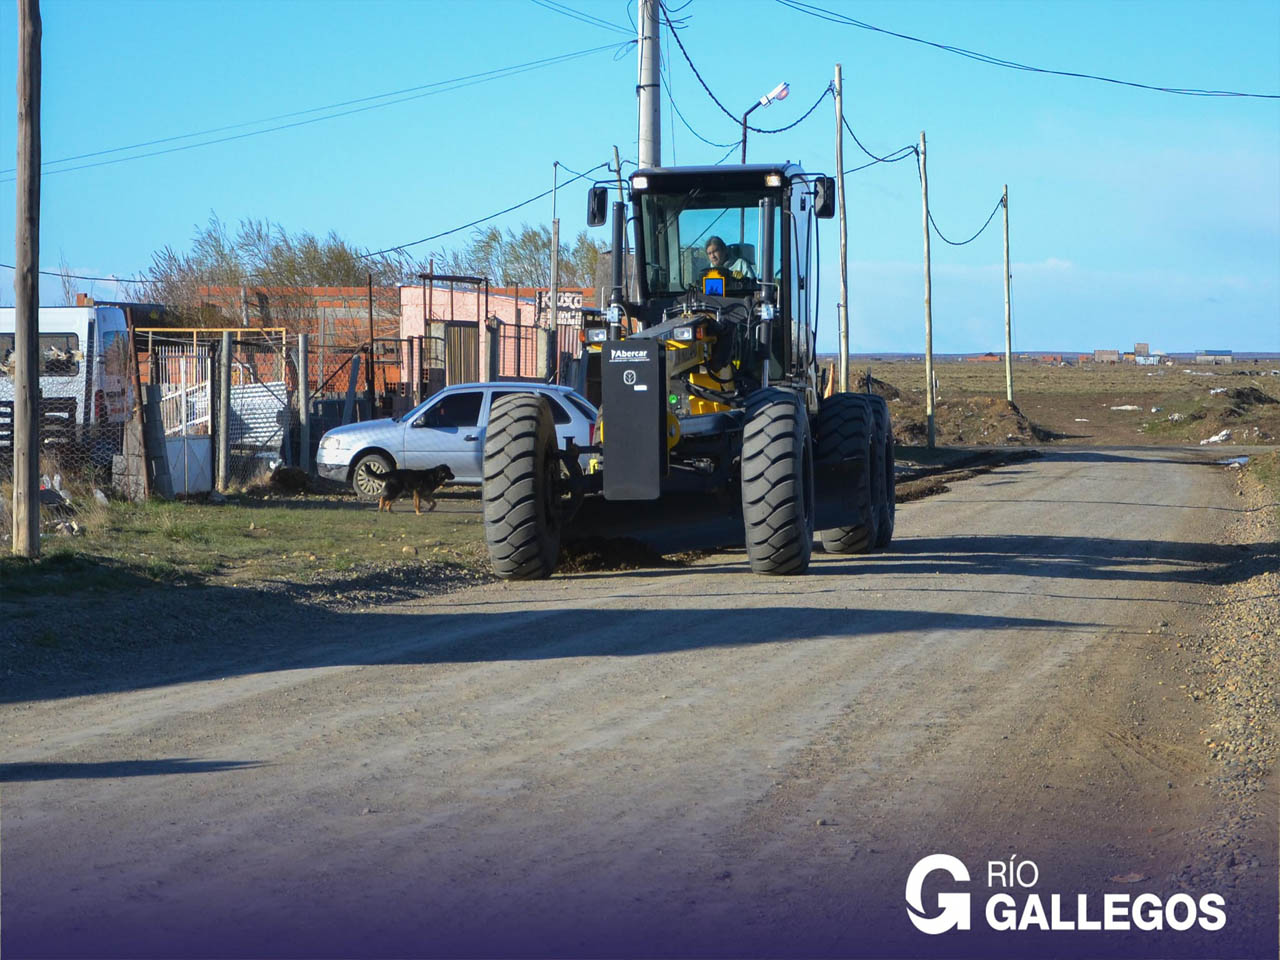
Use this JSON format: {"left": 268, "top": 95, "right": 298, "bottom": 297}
{"left": 739, "top": 82, "right": 790, "bottom": 242}
{"left": 740, "top": 81, "right": 789, "bottom": 165}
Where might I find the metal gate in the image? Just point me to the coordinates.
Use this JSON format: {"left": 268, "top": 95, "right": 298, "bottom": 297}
{"left": 227, "top": 333, "right": 290, "bottom": 486}
{"left": 154, "top": 342, "right": 212, "bottom": 436}
{"left": 444, "top": 322, "right": 479, "bottom": 384}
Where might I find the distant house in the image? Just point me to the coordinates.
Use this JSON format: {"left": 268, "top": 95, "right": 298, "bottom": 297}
{"left": 1135, "top": 342, "right": 1150, "bottom": 357}
{"left": 1094, "top": 349, "right": 1120, "bottom": 364}
{"left": 1135, "top": 355, "right": 1160, "bottom": 366}
{"left": 1196, "top": 349, "right": 1233, "bottom": 365}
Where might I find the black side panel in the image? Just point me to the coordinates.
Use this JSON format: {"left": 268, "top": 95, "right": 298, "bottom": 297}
{"left": 601, "top": 340, "right": 666, "bottom": 500}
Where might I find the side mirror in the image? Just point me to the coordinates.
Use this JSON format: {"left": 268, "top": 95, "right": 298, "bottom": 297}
{"left": 813, "top": 176, "right": 836, "bottom": 219}
{"left": 587, "top": 186, "right": 609, "bottom": 227}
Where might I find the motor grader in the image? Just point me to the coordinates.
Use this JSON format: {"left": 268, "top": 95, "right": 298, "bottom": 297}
{"left": 482, "top": 163, "right": 894, "bottom": 578}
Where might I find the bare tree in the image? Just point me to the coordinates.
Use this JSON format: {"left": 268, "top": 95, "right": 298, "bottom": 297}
{"left": 56, "top": 253, "right": 77, "bottom": 306}
{"left": 125, "top": 214, "right": 419, "bottom": 330}
{"left": 431, "top": 223, "right": 607, "bottom": 289}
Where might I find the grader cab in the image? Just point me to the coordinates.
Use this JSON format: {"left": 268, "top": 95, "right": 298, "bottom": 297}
{"left": 482, "top": 163, "right": 895, "bottom": 579}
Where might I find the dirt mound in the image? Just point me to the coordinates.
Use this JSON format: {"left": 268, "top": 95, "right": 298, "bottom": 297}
{"left": 893, "top": 397, "right": 1060, "bottom": 446}
{"left": 852, "top": 373, "right": 901, "bottom": 401}
{"left": 897, "top": 420, "right": 928, "bottom": 445}
{"left": 1226, "top": 386, "right": 1278, "bottom": 408}
{"left": 560, "top": 536, "right": 682, "bottom": 573}
{"left": 944, "top": 397, "right": 1039, "bottom": 444}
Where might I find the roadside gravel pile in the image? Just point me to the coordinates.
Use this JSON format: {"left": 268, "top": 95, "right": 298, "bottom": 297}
{"left": 1174, "top": 457, "right": 1278, "bottom": 893}
{"left": 852, "top": 372, "right": 901, "bottom": 400}
{"left": 896, "top": 396, "right": 1050, "bottom": 445}
{"left": 257, "top": 557, "right": 494, "bottom": 610}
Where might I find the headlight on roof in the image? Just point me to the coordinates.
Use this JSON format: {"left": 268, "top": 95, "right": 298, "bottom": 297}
{"left": 765, "top": 173, "right": 783, "bottom": 187}
{"left": 586, "top": 327, "right": 608, "bottom": 343}
{"left": 631, "top": 175, "right": 649, "bottom": 190}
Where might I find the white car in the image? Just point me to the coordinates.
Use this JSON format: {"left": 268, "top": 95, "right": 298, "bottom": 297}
{"left": 316, "top": 382, "right": 597, "bottom": 499}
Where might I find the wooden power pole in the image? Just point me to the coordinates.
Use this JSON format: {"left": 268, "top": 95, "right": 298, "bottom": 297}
{"left": 1003, "top": 185, "right": 1013, "bottom": 403}
{"left": 13, "top": 0, "right": 42, "bottom": 557}
{"left": 834, "top": 63, "right": 850, "bottom": 393}
{"left": 919, "top": 131, "right": 935, "bottom": 449}
{"left": 550, "top": 162, "right": 560, "bottom": 341}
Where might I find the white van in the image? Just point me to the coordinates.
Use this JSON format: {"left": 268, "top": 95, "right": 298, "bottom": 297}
{"left": 0, "top": 305, "right": 132, "bottom": 463}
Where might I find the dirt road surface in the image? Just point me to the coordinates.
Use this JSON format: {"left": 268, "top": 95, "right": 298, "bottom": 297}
{"left": 2, "top": 448, "right": 1276, "bottom": 958}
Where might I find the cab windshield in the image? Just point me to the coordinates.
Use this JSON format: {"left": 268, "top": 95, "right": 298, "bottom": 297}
{"left": 638, "top": 189, "right": 781, "bottom": 298}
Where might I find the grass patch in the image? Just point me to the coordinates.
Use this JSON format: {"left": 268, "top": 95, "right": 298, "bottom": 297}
{"left": 1, "top": 491, "right": 487, "bottom": 599}
{"left": 865, "top": 361, "right": 1280, "bottom": 446}
{"left": 1245, "top": 451, "right": 1280, "bottom": 502}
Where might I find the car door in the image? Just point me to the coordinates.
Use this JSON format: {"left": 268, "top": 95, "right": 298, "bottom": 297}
{"left": 489, "top": 388, "right": 579, "bottom": 450}
{"left": 402, "top": 389, "right": 484, "bottom": 480}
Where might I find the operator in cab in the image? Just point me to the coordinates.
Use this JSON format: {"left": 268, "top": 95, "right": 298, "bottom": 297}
{"left": 704, "top": 236, "right": 756, "bottom": 281}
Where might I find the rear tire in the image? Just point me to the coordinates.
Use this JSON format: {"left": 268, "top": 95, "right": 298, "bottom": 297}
{"left": 741, "top": 389, "right": 814, "bottom": 575}
{"left": 483, "top": 394, "right": 562, "bottom": 579}
{"left": 815, "top": 393, "right": 878, "bottom": 553}
{"left": 869, "top": 396, "right": 896, "bottom": 548}
{"left": 352, "top": 452, "right": 392, "bottom": 502}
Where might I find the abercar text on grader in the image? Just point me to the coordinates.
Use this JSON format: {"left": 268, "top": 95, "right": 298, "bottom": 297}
{"left": 482, "top": 163, "right": 895, "bottom": 578}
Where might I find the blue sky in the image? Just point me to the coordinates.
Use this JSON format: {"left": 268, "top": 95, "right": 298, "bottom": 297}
{"left": 1, "top": 0, "right": 1277, "bottom": 353}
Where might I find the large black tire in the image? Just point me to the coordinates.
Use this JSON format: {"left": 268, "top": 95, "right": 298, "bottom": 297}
{"left": 483, "top": 394, "right": 562, "bottom": 579}
{"left": 351, "top": 451, "right": 392, "bottom": 502}
{"left": 741, "top": 388, "right": 814, "bottom": 575}
{"left": 815, "top": 393, "right": 878, "bottom": 553}
{"left": 868, "top": 395, "right": 896, "bottom": 548}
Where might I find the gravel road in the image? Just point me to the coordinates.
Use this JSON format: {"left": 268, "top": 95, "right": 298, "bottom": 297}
{"left": 2, "top": 448, "right": 1275, "bottom": 958}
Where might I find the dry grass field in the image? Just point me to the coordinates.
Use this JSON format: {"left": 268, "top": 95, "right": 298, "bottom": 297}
{"left": 850, "top": 359, "right": 1280, "bottom": 446}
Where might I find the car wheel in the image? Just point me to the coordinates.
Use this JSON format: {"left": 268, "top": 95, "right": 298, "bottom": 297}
{"left": 352, "top": 452, "right": 392, "bottom": 502}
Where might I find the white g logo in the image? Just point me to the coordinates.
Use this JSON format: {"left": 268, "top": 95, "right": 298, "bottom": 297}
{"left": 905, "top": 854, "right": 971, "bottom": 934}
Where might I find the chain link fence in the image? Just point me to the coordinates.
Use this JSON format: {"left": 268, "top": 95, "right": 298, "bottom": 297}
{"left": 0, "top": 309, "right": 135, "bottom": 539}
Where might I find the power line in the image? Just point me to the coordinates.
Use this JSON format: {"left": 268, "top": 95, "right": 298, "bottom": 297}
{"left": 660, "top": 1, "right": 834, "bottom": 133}
{"left": 360, "top": 161, "right": 610, "bottom": 258}
{"left": 3, "top": 46, "right": 624, "bottom": 176}
{"left": 842, "top": 116, "right": 916, "bottom": 165}
{"left": 0, "top": 44, "right": 630, "bottom": 183}
{"left": 0, "top": 263, "right": 160, "bottom": 284}
{"left": 529, "top": 0, "right": 633, "bottom": 35}
{"left": 662, "top": 73, "right": 739, "bottom": 148}
{"left": 928, "top": 196, "right": 1005, "bottom": 246}
{"left": 656, "top": 13, "right": 738, "bottom": 151}
{"left": 713, "top": 142, "right": 740, "bottom": 165}
{"left": 778, "top": 0, "right": 1280, "bottom": 99}
{"left": 1, "top": 161, "right": 612, "bottom": 282}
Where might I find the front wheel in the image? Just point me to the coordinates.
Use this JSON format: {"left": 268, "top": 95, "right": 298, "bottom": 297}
{"left": 351, "top": 452, "right": 392, "bottom": 502}
{"left": 741, "top": 389, "right": 814, "bottom": 575}
{"left": 483, "top": 393, "right": 562, "bottom": 579}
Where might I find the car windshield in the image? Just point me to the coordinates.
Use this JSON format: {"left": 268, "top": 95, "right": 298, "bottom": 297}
{"left": 639, "top": 189, "right": 781, "bottom": 298}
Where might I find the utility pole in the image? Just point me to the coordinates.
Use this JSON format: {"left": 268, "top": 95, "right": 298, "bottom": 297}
{"left": 298, "top": 332, "right": 310, "bottom": 473}
{"left": 1002, "top": 185, "right": 1013, "bottom": 403}
{"left": 611, "top": 145, "right": 626, "bottom": 201}
{"left": 365, "top": 272, "right": 375, "bottom": 411}
{"left": 834, "top": 63, "right": 849, "bottom": 393}
{"left": 13, "top": 0, "right": 41, "bottom": 557}
{"left": 637, "top": 0, "right": 661, "bottom": 169}
{"left": 919, "top": 131, "right": 935, "bottom": 449}
{"left": 217, "top": 331, "right": 231, "bottom": 492}
{"left": 550, "top": 161, "right": 560, "bottom": 338}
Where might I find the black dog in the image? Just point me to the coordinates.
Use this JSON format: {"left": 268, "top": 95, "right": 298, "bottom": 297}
{"left": 368, "top": 463, "right": 455, "bottom": 514}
